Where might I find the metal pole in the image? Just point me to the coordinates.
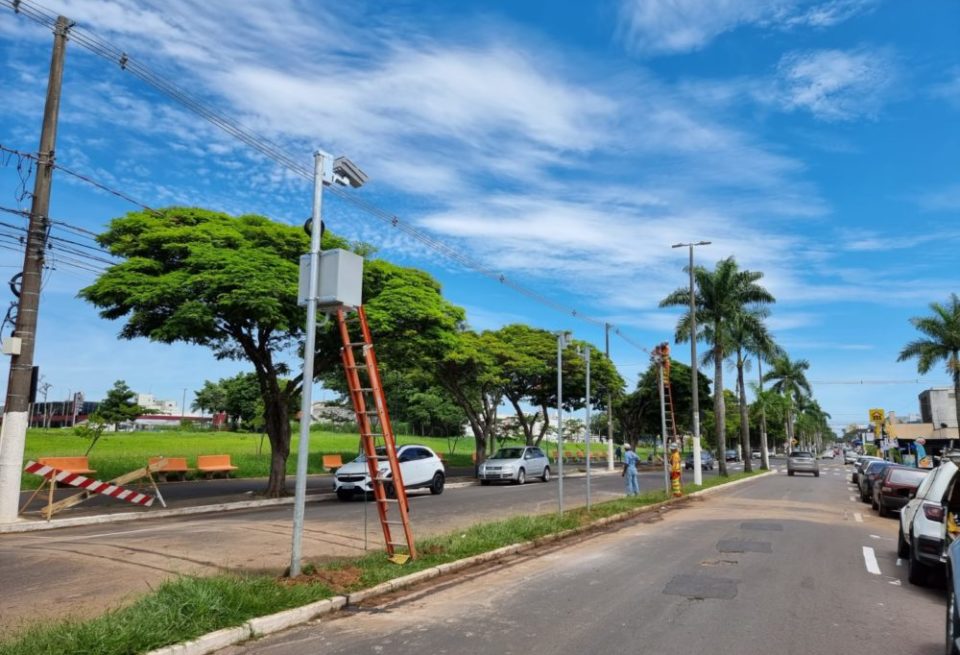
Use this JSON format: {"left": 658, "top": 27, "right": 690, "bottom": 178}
{"left": 557, "top": 333, "right": 564, "bottom": 514}
{"left": 688, "top": 245, "right": 703, "bottom": 486}
{"left": 658, "top": 359, "right": 670, "bottom": 495}
{"left": 0, "top": 16, "right": 70, "bottom": 523}
{"left": 605, "top": 323, "right": 614, "bottom": 472}
{"left": 584, "top": 346, "right": 591, "bottom": 510}
{"left": 290, "top": 151, "right": 325, "bottom": 577}
{"left": 758, "top": 359, "right": 769, "bottom": 469}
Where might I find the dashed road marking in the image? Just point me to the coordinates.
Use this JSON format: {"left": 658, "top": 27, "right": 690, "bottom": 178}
{"left": 862, "top": 546, "right": 881, "bottom": 575}
{"left": 850, "top": 495, "right": 859, "bottom": 502}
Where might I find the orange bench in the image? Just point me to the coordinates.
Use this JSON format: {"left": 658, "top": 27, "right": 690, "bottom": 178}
{"left": 38, "top": 456, "right": 95, "bottom": 475}
{"left": 322, "top": 454, "right": 343, "bottom": 471}
{"left": 196, "top": 454, "right": 238, "bottom": 478}
{"left": 149, "top": 456, "right": 194, "bottom": 480}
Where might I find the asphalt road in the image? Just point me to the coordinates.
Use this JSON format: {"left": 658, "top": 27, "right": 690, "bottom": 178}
{"left": 0, "top": 462, "right": 739, "bottom": 632}
{"left": 221, "top": 460, "right": 947, "bottom": 655}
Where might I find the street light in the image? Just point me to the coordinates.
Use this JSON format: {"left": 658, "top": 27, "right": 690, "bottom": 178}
{"left": 577, "top": 343, "right": 592, "bottom": 510}
{"left": 555, "top": 330, "right": 571, "bottom": 514}
{"left": 290, "top": 150, "right": 367, "bottom": 578}
{"left": 671, "top": 241, "right": 710, "bottom": 485}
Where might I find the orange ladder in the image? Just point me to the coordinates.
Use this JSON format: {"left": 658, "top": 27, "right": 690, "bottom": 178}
{"left": 658, "top": 342, "right": 680, "bottom": 443}
{"left": 336, "top": 306, "right": 416, "bottom": 561}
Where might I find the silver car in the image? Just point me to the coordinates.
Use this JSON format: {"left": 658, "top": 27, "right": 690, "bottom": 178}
{"left": 787, "top": 451, "right": 819, "bottom": 477}
{"left": 478, "top": 446, "right": 550, "bottom": 485}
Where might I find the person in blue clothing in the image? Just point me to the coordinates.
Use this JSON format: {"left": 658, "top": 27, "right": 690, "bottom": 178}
{"left": 622, "top": 443, "right": 640, "bottom": 496}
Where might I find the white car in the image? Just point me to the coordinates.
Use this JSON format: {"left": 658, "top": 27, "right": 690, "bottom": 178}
{"left": 334, "top": 444, "right": 445, "bottom": 501}
{"left": 899, "top": 459, "right": 957, "bottom": 585}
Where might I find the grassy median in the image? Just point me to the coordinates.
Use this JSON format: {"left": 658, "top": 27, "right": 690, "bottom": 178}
{"left": 0, "top": 470, "right": 762, "bottom": 655}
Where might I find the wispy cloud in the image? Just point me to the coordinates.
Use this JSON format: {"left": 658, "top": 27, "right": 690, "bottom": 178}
{"left": 932, "top": 68, "right": 960, "bottom": 108}
{"left": 917, "top": 184, "right": 960, "bottom": 212}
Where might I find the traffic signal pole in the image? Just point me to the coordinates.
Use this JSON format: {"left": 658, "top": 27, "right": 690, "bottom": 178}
{"left": 0, "top": 16, "right": 70, "bottom": 523}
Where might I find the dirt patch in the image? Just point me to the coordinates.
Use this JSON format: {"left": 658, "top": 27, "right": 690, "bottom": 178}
{"left": 282, "top": 566, "right": 363, "bottom": 592}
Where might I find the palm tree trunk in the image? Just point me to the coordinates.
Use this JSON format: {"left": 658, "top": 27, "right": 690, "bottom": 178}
{"left": 953, "top": 356, "right": 960, "bottom": 443}
{"left": 785, "top": 406, "right": 794, "bottom": 453}
{"left": 758, "top": 359, "right": 769, "bottom": 470}
{"left": 738, "top": 357, "right": 752, "bottom": 473}
{"left": 715, "top": 342, "right": 727, "bottom": 477}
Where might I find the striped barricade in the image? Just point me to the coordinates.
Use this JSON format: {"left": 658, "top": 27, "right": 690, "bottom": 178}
{"left": 24, "top": 460, "right": 156, "bottom": 508}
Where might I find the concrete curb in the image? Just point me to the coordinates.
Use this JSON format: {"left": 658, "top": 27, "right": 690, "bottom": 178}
{"left": 142, "top": 470, "right": 773, "bottom": 655}
{"left": 1, "top": 480, "right": 481, "bottom": 534}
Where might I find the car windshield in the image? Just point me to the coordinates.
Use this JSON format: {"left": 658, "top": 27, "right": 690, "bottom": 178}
{"left": 493, "top": 448, "right": 525, "bottom": 459}
{"left": 790, "top": 452, "right": 813, "bottom": 458}
{"left": 888, "top": 468, "right": 928, "bottom": 486}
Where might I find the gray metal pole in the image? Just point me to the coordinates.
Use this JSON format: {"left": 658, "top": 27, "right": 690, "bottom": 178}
{"left": 605, "top": 323, "right": 614, "bottom": 471}
{"left": 689, "top": 245, "right": 703, "bottom": 486}
{"left": 290, "top": 151, "right": 325, "bottom": 577}
{"left": 557, "top": 334, "right": 564, "bottom": 514}
{"left": 0, "top": 16, "right": 69, "bottom": 523}
{"left": 584, "top": 347, "right": 591, "bottom": 510}
{"left": 658, "top": 360, "right": 670, "bottom": 495}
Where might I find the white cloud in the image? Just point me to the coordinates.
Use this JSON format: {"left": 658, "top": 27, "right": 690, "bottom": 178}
{"left": 617, "top": 0, "right": 877, "bottom": 56}
{"left": 917, "top": 185, "right": 960, "bottom": 212}
{"left": 775, "top": 47, "right": 897, "bottom": 121}
{"left": 932, "top": 68, "right": 960, "bottom": 108}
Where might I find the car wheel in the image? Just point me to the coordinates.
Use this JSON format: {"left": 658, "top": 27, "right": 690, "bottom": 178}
{"left": 480, "top": 479, "right": 491, "bottom": 486}
{"left": 541, "top": 466, "right": 550, "bottom": 483}
{"left": 814, "top": 471, "right": 820, "bottom": 477}
{"left": 948, "top": 580, "right": 960, "bottom": 655}
{"left": 877, "top": 500, "right": 887, "bottom": 517}
{"left": 516, "top": 468, "right": 526, "bottom": 485}
{"left": 908, "top": 536, "right": 930, "bottom": 587}
{"left": 897, "top": 526, "right": 909, "bottom": 558}
{"left": 429, "top": 472, "right": 445, "bottom": 495}
{"left": 336, "top": 489, "right": 353, "bottom": 502}
{"left": 788, "top": 470, "right": 794, "bottom": 476}
{"left": 871, "top": 496, "right": 878, "bottom": 511}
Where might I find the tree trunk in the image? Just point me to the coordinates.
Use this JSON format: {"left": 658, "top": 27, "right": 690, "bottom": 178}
{"left": 738, "top": 355, "right": 752, "bottom": 473}
{"left": 263, "top": 391, "right": 291, "bottom": 497}
{"left": 785, "top": 407, "right": 795, "bottom": 454}
{"left": 508, "top": 397, "right": 535, "bottom": 445}
{"left": 715, "top": 341, "right": 727, "bottom": 477}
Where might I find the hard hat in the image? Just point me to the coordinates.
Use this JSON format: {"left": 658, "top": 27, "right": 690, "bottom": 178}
{"left": 624, "top": 443, "right": 631, "bottom": 450}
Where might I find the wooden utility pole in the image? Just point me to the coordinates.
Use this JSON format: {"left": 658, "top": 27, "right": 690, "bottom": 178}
{"left": 0, "top": 15, "right": 70, "bottom": 523}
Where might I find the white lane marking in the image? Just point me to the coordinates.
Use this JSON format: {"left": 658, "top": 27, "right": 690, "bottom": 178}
{"left": 862, "top": 546, "right": 882, "bottom": 575}
{"left": 854, "top": 513, "right": 863, "bottom": 523}
{"left": 896, "top": 558, "right": 903, "bottom": 567}
{"left": 869, "top": 534, "right": 881, "bottom": 538}
{"left": 850, "top": 495, "right": 859, "bottom": 502}
{"left": 889, "top": 579, "right": 902, "bottom": 586}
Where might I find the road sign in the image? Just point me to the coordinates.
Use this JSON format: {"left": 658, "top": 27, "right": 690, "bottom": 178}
{"left": 869, "top": 408, "right": 885, "bottom": 423}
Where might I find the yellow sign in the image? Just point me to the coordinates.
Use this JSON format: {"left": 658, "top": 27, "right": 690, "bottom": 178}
{"left": 869, "top": 408, "right": 885, "bottom": 423}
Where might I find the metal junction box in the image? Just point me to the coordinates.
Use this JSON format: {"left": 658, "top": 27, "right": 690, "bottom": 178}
{"left": 298, "top": 249, "right": 364, "bottom": 310}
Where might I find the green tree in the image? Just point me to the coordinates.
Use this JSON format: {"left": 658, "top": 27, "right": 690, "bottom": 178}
{"left": 660, "top": 257, "right": 775, "bottom": 475}
{"left": 898, "top": 293, "right": 960, "bottom": 434}
{"left": 726, "top": 308, "right": 775, "bottom": 473}
{"left": 615, "top": 359, "right": 711, "bottom": 447}
{"left": 97, "top": 380, "right": 146, "bottom": 430}
{"left": 193, "top": 379, "right": 227, "bottom": 416}
{"left": 763, "top": 353, "right": 812, "bottom": 453}
{"left": 221, "top": 373, "right": 263, "bottom": 430}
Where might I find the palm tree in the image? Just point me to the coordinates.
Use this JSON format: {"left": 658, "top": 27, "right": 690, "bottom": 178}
{"left": 763, "top": 354, "right": 811, "bottom": 453}
{"left": 661, "top": 257, "right": 775, "bottom": 476}
{"left": 898, "top": 294, "right": 960, "bottom": 437}
{"left": 727, "top": 309, "right": 774, "bottom": 473}
{"left": 747, "top": 334, "right": 782, "bottom": 470}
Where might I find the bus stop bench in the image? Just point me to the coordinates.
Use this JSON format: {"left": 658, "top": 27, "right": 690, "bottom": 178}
{"left": 322, "top": 454, "right": 343, "bottom": 472}
{"left": 38, "top": 456, "right": 96, "bottom": 475}
{"left": 149, "top": 456, "right": 194, "bottom": 481}
{"left": 196, "top": 455, "right": 238, "bottom": 478}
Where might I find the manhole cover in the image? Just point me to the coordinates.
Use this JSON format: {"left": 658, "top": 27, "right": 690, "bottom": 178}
{"left": 740, "top": 521, "right": 783, "bottom": 532}
{"left": 716, "top": 539, "right": 773, "bottom": 553}
{"left": 663, "top": 574, "right": 738, "bottom": 599}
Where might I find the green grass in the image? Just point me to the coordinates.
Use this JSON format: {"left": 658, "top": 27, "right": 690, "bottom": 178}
{"left": 19, "top": 428, "right": 620, "bottom": 489}
{"left": 0, "top": 469, "right": 761, "bottom": 655}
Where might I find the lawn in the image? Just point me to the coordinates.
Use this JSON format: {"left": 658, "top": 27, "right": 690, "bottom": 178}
{"left": 19, "top": 428, "right": 622, "bottom": 489}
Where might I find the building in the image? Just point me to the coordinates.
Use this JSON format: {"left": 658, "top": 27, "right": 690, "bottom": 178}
{"left": 136, "top": 393, "right": 179, "bottom": 415}
{"left": 919, "top": 387, "right": 958, "bottom": 430}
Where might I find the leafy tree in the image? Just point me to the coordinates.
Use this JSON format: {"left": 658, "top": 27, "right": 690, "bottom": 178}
{"left": 763, "top": 353, "right": 812, "bottom": 453}
{"left": 193, "top": 380, "right": 227, "bottom": 416}
{"left": 221, "top": 373, "right": 263, "bottom": 430}
{"left": 725, "top": 308, "right": 775, "bottom": 472}
{"left": 615, "top": 359, "right": 711, "bottom": 447}
{"left": 898, "top": 293, "right": 960, "bottom": 433}
{"left": 97, "top": 380, "right": 146, "bottom": 430}
{"left": 660, "top": 257, "right": 774, "bottom": 475}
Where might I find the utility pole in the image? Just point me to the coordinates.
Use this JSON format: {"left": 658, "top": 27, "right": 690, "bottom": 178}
{"left": 555, "top": 331, "right": 570, "bottom": 514}
{"left": 605, "top": 323, "right": 614, "bottom": 472}
{"left": 672, "top": 241, "right": 710, "bottom": 486}
{"left": 579, "top": 344, "right": 592, "bottom": 509}
{"left": 0, "top": 16, "right": 70, "bottom": 524}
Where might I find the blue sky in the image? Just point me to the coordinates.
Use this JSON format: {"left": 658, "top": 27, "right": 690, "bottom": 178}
{"left": 0, "top": 0, "right": 958, "bottom": 431}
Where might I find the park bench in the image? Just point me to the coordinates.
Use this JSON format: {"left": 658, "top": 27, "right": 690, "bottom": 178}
{"left": 38, "top": 456, "right": 95, "bottom": 475}
{"left": 196, "top": 454, "right": 238, "bottom": 478}
{"left": 321, "top": 454, "right": 343, "bottom": 472}
{"left": 148, "top": 456, "right": 194, "bottom": 481}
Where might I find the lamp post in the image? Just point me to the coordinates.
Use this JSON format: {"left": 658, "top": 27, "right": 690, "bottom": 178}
{"left": 555, "top": 331, "right": 571, "bottom": 514}
{"left": 578, "top": 344, "right": 592, "bottom": 510}
{"left": 671, "top": 241, "right": 710, "bottom": 485}
{"left": 290, "top": 150, "right": 367, "bottom": 577}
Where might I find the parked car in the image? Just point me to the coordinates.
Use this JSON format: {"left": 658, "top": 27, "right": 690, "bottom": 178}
{"left": 871, "top": 466, "right": 929, "bottom": 517}
{"left": 859, "top": 460, "right": 893, "bottom": 502}
{"left": 853, "top": 455, "right": 882, "bottom": 484}
{"left": 684, "top": 451, "right": 715, "bottom": 471}
{"left": 334, "top": 444, "right": 445, "bottom": 501}
{"left": 787, "top": 451, "right": 819, "bottom": 477}
{"left": 844, "top": 450, "right": 859, "bottom": 465}
{"left": 899, "top": 459, "right": 957, "bottom": 586}
{"left": 478, "top": 446, "right": 550, "bottom": 485}
{"left": 724, "top": 449, "right": 739, "bottom": 462}
{"left": 945, "top": 536, "right": 960, "bottom": 654}
{"left": 821, "top": 449, "right": 835, "bottom": 459}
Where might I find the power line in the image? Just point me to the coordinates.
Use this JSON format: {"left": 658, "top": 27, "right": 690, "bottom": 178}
{"left": 0, "top": 1, "right": 653, "bottom": 354}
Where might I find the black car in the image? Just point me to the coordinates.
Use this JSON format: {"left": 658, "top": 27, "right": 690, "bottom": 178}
{"left": 684, "top": 451, "right": 715, "bottom": 471}
{"left": 859, "top": 460, "right": 893, "bottom": 503}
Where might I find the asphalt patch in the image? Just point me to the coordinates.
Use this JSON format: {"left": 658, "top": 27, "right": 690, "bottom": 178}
{"left": 716, "top": 539, "right": 773, "bottom": 553}
{"left": 739, "top": 521, "right": 783, "bottom": 532}
{"left": 663, "top": 574, "right": 739, "bottom": 599}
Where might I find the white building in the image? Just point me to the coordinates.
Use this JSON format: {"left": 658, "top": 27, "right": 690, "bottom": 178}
{"left": 919, "top": 387, "right": 958, "bottom": 429}
{"left": 136, "top": 393, "right": 178, "bottom": 416}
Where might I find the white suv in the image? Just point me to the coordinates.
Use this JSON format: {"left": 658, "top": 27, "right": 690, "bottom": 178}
{"left": 899, "top": 460, "right": 956, "bottom": 585}
{"left": 334, "top": 444, "right": 445, "bottom": 501}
